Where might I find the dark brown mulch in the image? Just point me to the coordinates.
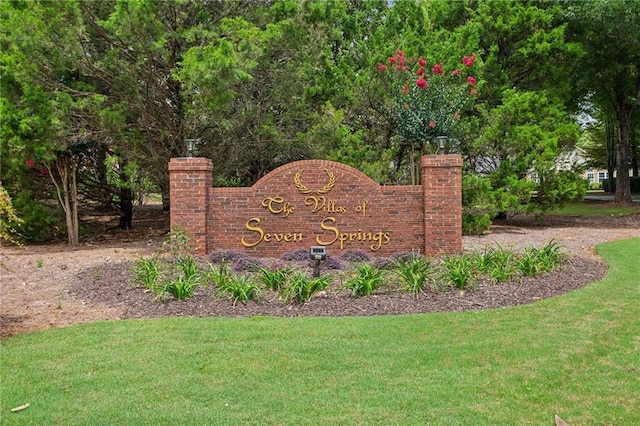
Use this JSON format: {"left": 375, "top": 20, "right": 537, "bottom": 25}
{"left": 71, "top": 256, "right": 607, "bottom": 319}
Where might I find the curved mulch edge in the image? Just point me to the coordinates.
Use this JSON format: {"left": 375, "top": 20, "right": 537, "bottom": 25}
{"left": 71, "top": 256, "right": 607, "bottom": 319}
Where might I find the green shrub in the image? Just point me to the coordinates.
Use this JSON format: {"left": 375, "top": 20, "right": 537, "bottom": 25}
{"left": 462, "top": 173, "right": 497, "bottom": 235}
{"left": 602, "top": 177, "right": 640, "bottom": 193}
{"left": 344, "top": 264, "right": 384, "bottom": 297}
{"left": 462, "top": 213, "right": 492, "bottom": 236}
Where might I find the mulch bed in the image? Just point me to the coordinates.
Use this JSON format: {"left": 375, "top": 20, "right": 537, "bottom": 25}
{"left": 71, "top": 256, "right": 607, "bottom": 319}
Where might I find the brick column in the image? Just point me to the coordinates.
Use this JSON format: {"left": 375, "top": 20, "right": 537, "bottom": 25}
{"left": 422, "top": 154, "right": 463, "bottom": 256}
{"left": 168, "top": 157, "right": 213, "bottom": 255}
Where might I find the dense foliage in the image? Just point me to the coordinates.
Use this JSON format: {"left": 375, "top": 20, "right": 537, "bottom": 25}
{"left": 1, "top": 0, "right": 637, "bottom": 243}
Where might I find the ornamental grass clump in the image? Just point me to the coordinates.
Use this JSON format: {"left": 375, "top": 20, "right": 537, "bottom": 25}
{"left": 165, "top": 275, "right": 198, "bottom": 301}
{"left": 441, "top": 255, "right": 477, "bottom": 290}
{"left": 344, "top": 264, "right": 385, "bottom": 297}
{"left": 280, "top": 272, "right": 332, "bottom": 304}
{"left": 215, "top": 274, "right": 262, "bottom": 305}
{"left": 394, "top": 256, "right": 434, "bottom": 297}
{"left": 131, "top": 257, "right": 164, "bottom": 296}
{"left": 258, "top": 266, "right": 293, "bottom": 291}
{"left": 515, "top": 241, "right": 566, "bottom": 276}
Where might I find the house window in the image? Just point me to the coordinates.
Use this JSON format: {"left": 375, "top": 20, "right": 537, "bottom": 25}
{"left": 598, "top": 171, "right": 608, "bottom": 182}
{"left": 587, "top": 171, "right": 594, "bottom": 183}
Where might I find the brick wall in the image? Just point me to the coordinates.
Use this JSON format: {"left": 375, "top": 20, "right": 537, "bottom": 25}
{"left": 169, "top": 156, "right": 462, "bottom": 257}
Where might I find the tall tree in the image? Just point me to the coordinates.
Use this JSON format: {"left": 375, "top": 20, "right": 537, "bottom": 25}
{"left": 566, "top": 0, "right": 640, "bottom": 202}
{"left": 1, "top": 0, "right": 106, "bottom": 244}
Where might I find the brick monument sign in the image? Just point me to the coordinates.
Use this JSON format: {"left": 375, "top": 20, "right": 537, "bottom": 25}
{"left": 169, "top": 155, "right": 462, "bottom": 257}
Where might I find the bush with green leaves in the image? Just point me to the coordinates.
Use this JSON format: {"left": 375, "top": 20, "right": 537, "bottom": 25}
{"left": 280, "top": 272, "right": 332, "bottom": 304}
{"left": 344, "top": 264, "right": 384, "bottom": 297}
{"left": 462, "top": 173, "right": 498, "bottom": 236}
{"left": 394, "top": 256, "right": 433, "bottom": 296}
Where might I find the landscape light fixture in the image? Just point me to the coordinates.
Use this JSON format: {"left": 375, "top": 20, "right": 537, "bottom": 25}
{"left": 437, "top": 136, "right": 447, "bottom": 155}
{"left": 185, "top": 138, "right": 198, "bottom": 158}
{"left": 310, "top": 246, "right": 327, "bottom": 277}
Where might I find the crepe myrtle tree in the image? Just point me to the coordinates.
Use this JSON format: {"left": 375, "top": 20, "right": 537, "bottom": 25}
{"left": 376, "top": 49, "right": 479, "bottom": 183}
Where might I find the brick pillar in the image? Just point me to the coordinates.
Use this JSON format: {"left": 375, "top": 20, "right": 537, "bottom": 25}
{"left": 168, "top": 157, "right": 213, "bottom": 255}
{"left": 422, "top": 154, "right": 463, "bottom": 256}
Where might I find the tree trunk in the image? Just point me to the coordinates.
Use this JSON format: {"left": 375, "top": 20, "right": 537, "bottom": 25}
{"left": 49, "top": 156, "right": 80, "bottom": 245}
{"left": 605, "top": 118, "right": 616, "bottom": 193}
{"left": 118, "top": 157, "right": 134, "bottom": 229}
{"left": 614, "top": 105, "right": 632, "bottom": 203}
{"left": 631, "top": 126, "right": 638, "bottom": 181}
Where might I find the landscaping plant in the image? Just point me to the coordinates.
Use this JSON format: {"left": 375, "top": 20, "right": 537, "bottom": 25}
{"left": 280, "top": 272, "right": 332, "bottom": 303}
{"left": 394, "top": 256, "right": 434, "bottom": 297}
{"left": 344, "top": 263, "right": 384, "bottom": 297}
{"left": 441, "top": 255, "right": 477, "bottom": 290}
{"left": 258, "top": 266, "right": 293, "bottom": 291}
{"left": 131, "top": 257, "right": 165, "bottom": 297}
{"left": 216, "top": 274, "right": 262, "bottom": 305}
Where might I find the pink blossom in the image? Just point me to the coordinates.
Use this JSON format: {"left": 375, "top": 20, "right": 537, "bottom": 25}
{"left": 388, "top": 56, "right": 396, "bottom": 65}
{"left": 378, "top": 63, "right": 387, "bottom": 72}
{"left": 403, "top": 103, "right": 410, "bottom": 110}
{"left": 432, "top": 63, "right": 444, "bottom": 74}
{"left": 467, "top": 76, "right": 477, "bottom": 87}
{"left": 418, "top": 57, "right": 427, "bottom": 67}
{"left": 403, "top": 85, "right": 409, "bottom": 94}
{"left": 25, "top": 159, "right": 35, "bottom": 167}
{"left": 416, "top": 78, "right": 428, "bottom": 88}
{"left": 451, "top": 68, "right": 461, "bottom": 77}
{"left": 462, "top": 54, "right": 476, "bottom": 67}
{"left": 416, "top": 67, "right": 424, "bottom": 76}
{"left": 469, "top": 88, "right": 478, "bottom": 96}
{"left": 429, "top": 121, "right": 437, "bottom": 128}
{"left": 396, "top": 49, "right": 405, "bottom": 57}
{"left": 40, "top": 168, "right": 48, "bottom": 176}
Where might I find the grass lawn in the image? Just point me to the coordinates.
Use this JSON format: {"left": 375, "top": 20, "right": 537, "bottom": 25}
{"left": 551, "top": 200, "right": 639, "bottom": 216}
{"left": 2, "top": 238, "right": 639, "bottom": 425}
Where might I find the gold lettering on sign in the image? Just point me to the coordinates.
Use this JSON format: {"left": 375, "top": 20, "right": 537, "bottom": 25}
{"left": 261, "top": 197, "right": 295, "bottom": 217}
{"left": 355, "top": 200, "right": 369, "bottom": 217}
{"left": 316, "top": 216, "right": 391, "bottom": 251}
{"left": 293, "top": 168, "right": 336, "bottom": 195}
{"left": 241, "top": 217, "right": 303, "bottom": 247}
{"left": 304, "top": 196, "right": 347, "bottom": 214}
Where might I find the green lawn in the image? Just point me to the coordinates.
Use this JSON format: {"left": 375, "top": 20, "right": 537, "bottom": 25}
{"left": 2, "top": 238, "right": 639, "bottom": 425}
{"left": 550, "top": 200, "right": 639, "bottom": 216}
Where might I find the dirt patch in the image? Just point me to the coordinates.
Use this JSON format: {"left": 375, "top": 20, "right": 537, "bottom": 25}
{"left": 1, "top": 206, "right": 638, "bottom": 338}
